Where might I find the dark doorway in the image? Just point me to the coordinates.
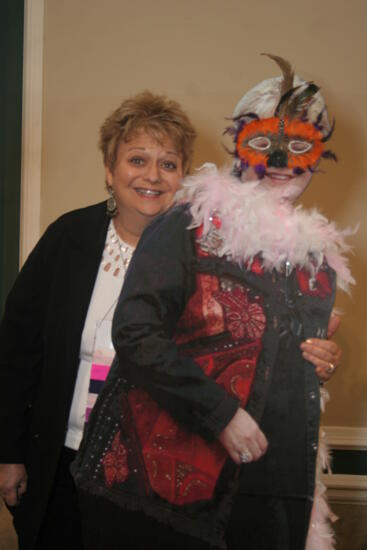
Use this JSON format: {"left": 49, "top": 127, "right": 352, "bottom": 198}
{"left": 0, "top": 0, "right": 24, "bottom": 314}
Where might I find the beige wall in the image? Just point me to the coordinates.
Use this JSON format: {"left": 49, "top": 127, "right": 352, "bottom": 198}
{"left": 41, "top": 0, "right": 367, "bottom": 428}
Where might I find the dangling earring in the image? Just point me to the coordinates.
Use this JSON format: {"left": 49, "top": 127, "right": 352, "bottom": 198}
{"left": 106, "top": 186, "right": 117, "bottom": 217}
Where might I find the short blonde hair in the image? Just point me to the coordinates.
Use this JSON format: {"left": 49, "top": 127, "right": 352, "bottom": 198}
{"left": 99, "top": 91, "right": 197, "bottom": 174}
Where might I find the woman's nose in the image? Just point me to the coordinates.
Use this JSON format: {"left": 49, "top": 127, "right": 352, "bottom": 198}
{"left": 144, "top": 162, "right": 160, "bottom": 183}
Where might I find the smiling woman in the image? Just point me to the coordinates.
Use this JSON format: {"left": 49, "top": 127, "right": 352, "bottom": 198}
{"left": 0, "top": 91, "right": 196, "bottom": 550}
{"left": 99, "top": 91, "right": 195, "bottom": 246}
{"left": 104, "top": 132, "right": 183, "bottom": 245}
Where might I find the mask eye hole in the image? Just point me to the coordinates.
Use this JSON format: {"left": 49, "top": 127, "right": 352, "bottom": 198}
{"left": 247, "top": 136, "right": 272, "bottom": 151}
{"left": 288, "top": 140, "right": 312, "bottom": 154}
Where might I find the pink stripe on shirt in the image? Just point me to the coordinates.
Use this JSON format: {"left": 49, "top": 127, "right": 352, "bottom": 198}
{"left": 90, "top": 363, "right": 110, "bottom": 381}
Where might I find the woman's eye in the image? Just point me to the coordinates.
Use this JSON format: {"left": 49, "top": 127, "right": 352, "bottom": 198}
{"left": 161, "top": 160, "right": 177, "bottom": 170}
{"left": 130, "top": 157, "right": 145, "bottom": 166}
{"left": 288, "top": 140, "right": 312, "bottom": 154}
{"left": 247, "top": 136, "right": 271, "bottom": 151}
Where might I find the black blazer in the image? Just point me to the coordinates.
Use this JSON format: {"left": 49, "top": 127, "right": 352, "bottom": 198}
{"left": 0, "top": 201, "right": 109, "bottom": 547}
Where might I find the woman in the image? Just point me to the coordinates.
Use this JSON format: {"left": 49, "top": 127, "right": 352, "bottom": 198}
{"left": 0, "top": 91, "right": 196, "bottom": 549}
{"left": 73, "top": 57, "right": 351, "bottom": 549}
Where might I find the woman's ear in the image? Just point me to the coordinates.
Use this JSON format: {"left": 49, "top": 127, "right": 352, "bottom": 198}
{"left": 105, "top": 164, "right": 113, "bottom": 187}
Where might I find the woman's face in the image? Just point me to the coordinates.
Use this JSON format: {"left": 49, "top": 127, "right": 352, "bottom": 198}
{"left": 241, "top": 165, "right": 313, "bottom": 204}
{"left": 236, "top": 116, "right": 321, "bottom": 203}
{"left": 105, "top": 131, "right": 183, "bottom": 231}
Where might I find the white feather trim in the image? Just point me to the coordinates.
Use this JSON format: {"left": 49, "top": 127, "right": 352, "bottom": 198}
{"left": 306, "top": 389, "right": 337, "bottom": 550}
{"left": 177, "top": 165, "right": 355, "bottom": 293}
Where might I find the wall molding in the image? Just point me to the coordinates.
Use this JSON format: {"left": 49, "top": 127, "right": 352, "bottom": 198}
{"left": 323, "top": 474, "right": 367, "bottom": 504}
{"left": 322, "top": 425, "right": 367, "bottom": 504}
{"left": 20, "top": 0, "right": 44, "bottom": 266}
{"left": 323, "top": 425, "right": 367, "bottom": 451}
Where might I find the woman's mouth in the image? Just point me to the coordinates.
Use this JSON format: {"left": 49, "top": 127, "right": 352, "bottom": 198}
{"left": 134, "top": 188, "right": 163, "bottom": 198}
{"left": 265, "top": 171, "right": 294, "bottom": 183}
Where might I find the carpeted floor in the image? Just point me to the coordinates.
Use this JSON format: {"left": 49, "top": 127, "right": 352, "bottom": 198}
{"left": 1, "top": 498, "right": 366, "bottom": 549}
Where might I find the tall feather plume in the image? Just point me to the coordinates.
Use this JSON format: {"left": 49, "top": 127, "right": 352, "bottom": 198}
{"left": 262, "top": 53, "right": 319, "bottom": 122}
{"left": 261, "top": 53, "right": 294, "bottom": 97}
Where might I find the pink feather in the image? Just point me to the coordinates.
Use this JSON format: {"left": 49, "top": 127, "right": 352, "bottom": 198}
{"left": 177, "top": 164, "right": 355, "bottom": 292}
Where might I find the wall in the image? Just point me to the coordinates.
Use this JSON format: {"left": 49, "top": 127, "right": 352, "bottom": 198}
{"left": 39, "top": 0, "right": 367, "bottom": 429}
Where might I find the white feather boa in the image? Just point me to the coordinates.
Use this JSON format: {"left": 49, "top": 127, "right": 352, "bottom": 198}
{"left": 305, "top": 388, "right": 338, "bottom": 550}
{"left": 176, "top": 165, "right": 355, "bottom": 549}
{"left": 177, "top": 164, "right": 355, "bottom": 292}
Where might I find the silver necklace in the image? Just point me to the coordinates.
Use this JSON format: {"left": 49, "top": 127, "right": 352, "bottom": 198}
{"left": 102, "top": 221, "right": 134, "bottom": 278}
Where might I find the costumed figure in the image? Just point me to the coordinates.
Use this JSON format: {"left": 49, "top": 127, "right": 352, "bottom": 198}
{"left": 72, "top": 56, "right": 354, "bottom": 550}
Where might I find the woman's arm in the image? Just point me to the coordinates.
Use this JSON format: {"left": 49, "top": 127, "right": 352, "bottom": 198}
{"left": 0, "top": 221, "right": 59, "bottom": 463}
{"left": 300, "top": 314, "right": 342, "bottom": 382}
{"left": 0, "top": 227, "right": 55, "bottom": 503}
{"left": 112, "top": 206, "right": 268, "bottom": 463}
{"left": 112, "top": 207, "right": 239, "bottom": 441}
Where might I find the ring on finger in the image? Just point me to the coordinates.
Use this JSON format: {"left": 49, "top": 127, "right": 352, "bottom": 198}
{"left": 240, "top": 449, "right": 252, "bottom": 463}
{"left": 326, "top": 362, "right": 336, "bottom": 375}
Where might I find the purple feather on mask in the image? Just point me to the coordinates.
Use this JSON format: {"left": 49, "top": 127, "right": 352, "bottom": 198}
{"left": 321, "top": 118, "right": 336, "bottom": 143}
{"left": 314, "top": 109, "right": 325, "bottom": 132}
{"left": 223, "top": 126, "right": 236, "bottom": 137}
{"left": 322, "top": 150, "right": 338, "bottom": 162}
{"left": 254, "top": 164, "right": 266, "bottom": 179}
{"left": 293, "top": 167, "right": 305, "bottom": 175}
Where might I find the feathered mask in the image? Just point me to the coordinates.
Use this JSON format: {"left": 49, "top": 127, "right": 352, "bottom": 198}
{"left": 226, "top": 54, "right": 337, "bottom": 178}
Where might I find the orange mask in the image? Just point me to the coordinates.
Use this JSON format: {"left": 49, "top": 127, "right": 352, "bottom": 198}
{"left": 236, "top": 116, "right": 325, "bottom": 175}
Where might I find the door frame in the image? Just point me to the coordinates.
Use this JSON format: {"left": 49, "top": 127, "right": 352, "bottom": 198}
{"left": 20, "top": 0, "right": 44, "bottom": 265}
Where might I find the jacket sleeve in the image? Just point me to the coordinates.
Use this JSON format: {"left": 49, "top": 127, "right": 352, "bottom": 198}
{"left": 0, "top": 223, "right": 59, "bottom": 462}
{"left": 112, "top": 206, "right": 239, "bottom": 441}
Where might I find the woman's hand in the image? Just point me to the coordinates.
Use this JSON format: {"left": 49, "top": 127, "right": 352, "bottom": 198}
{"left": 0, "top": 464, "right": 27, "bottom": 506}
{"left": 219, "top": 408, "right": 268, "bottom": 465}
{"left": 300, "top": 314, "right": 342, "bottom": 382}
